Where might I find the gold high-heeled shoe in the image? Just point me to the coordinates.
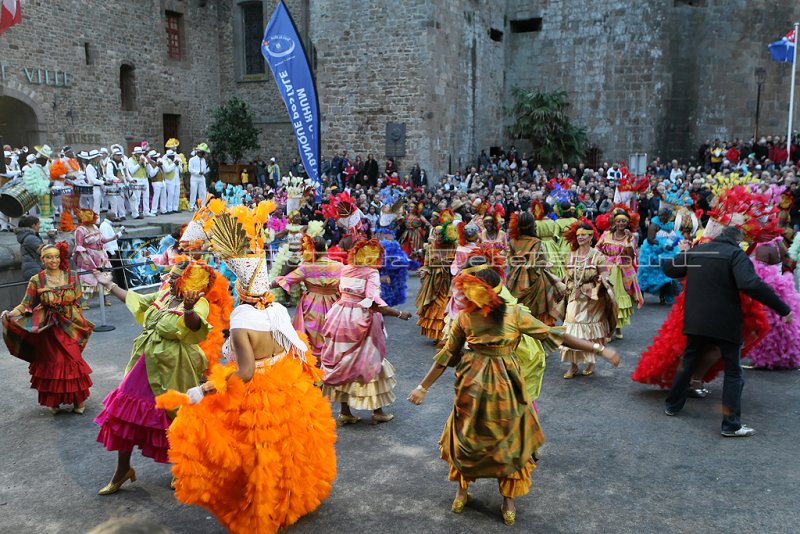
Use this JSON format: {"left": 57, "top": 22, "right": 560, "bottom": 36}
{"left": 501, "top": 508, "right": 516, "bottom": 526}
{"left": 451, "top": 492, "right": 471, "bottom": 513}
{"left": 98, "top": 468, "right": 137, "bottom": 495}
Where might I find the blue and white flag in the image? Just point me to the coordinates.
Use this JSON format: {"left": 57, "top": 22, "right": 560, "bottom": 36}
{"left": 769, "top": 29, "right": 796, "bottom": 63}
{"left": 262, "top": 0, "right": 321, "bottom": 193}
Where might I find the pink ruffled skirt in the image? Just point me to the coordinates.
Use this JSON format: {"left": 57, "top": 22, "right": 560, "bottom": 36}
{"left": 95, "top": 355, "right": 171, "bottom": 463}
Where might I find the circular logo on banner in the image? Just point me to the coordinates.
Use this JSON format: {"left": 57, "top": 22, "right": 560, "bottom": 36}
{"left": 263, "top": 35, "right": 296, "bottom": 58}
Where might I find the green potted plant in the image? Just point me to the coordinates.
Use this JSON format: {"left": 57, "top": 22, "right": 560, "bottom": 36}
{"left": 207, "top": 97, "right": 260, "bottom": 183}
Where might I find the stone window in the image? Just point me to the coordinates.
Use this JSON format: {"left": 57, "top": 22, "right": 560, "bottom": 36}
{"left": 120, "top": 65, "right": 136, "bottom": 111}
{"left": 83, "top": 42, "right": 93, "bottom": 65}
{"left": 510, "top": 17, "right": 542, "bottom": 33}
{"left": 163, "top": 114, "right": 181, "bottom": 145}
{"left": 489, "top": 28, "right": 503, "bottom": 42}
{"left": 242, "top": 1, "right": 266, "bottom": 75}
{"left": 166, "top": 11, "right": 184, "bottom": 60}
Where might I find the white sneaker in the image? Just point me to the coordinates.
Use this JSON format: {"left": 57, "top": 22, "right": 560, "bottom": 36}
{"left": 721, "top": 425, "right": 755, "bottom": 437}
{"left": 145, "top": 212, "right": 156, "bottom": 217}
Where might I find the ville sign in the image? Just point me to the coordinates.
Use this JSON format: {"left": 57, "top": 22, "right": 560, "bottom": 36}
{"left": 0, "top": 63, "right": 71, "bottom": 87}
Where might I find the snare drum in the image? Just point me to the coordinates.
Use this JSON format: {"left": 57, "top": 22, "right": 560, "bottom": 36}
{"left": 73, "top": 185, "right": 94, "bottom": 195}
{"left": 51, "top": 186, "right": 73, "bottom": 198}
{"left": 105, "top": 185, "right": 121, "bottom": 196}
{"left": 132, "top": 184, "right": 148, "bottom": 192}
{"left": 0, "top": 182, "right": 38, "bottom": 217}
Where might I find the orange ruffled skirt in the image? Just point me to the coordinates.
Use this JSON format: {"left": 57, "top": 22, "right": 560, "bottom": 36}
{"left": 164, "top": 356, "right": 337, "bottom": 534}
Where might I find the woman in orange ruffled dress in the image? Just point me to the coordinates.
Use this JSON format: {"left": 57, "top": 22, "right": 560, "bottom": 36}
{"left": 156, "top": 212, "right": 337, "bottom": 534}
{"left": 2, "top": 242, "right": 94, "bottom": 414}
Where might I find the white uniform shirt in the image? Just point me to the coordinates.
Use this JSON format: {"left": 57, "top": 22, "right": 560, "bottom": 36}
{"left": 99, "top": 218, "right": 119, "bottom": 254}
{"left": 188, "top": 155, "right": 208, "bottom": 178}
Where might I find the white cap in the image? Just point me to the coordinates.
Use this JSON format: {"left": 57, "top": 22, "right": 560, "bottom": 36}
{"left": 147, "top": 150, "right": 158, "bottom": 158}
{"left": 3, "top": 151, "right": 11, "bottom": 158}
{"left": 26, "top": 154, "right": 37, "bottom": 163}
{"left": 165, "top": 149, "right": 176, "bottom": 157}
{"left": 112, "top": 147, "right": 124, "bottom": 156}
{"left": 270, "top": 157, "right": 276, "bottom": 162}
{"left": 133, "top": 147, "right": 145, "bottom": 155}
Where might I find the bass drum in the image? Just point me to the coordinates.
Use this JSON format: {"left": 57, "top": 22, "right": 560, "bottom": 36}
{"left": 0, "top": 182, "right": 38, "bottom": 217}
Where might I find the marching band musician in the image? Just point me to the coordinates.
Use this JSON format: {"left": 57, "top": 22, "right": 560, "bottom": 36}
{"left": 126, "top": 147, "right": 153, "bottom": 219}
{"left": 49, "top": 146, "right": 80, "bottom": 218}
{"left": 0, "top": 150, "right": 23, "bottom": 231}
{"left": 161, "top": 149, "right": 180, "bottom": 214}
{"left": 105, "top": 148, "right": 127, "bottom": 222}
{"left": 147, "top": 150, "right": 167, "bottom": 215}
{"left": 82, "top": 150, "right": 105, "bottom": 216}
{"left": 188, "top": 143, "right": 210, "bottom": 210}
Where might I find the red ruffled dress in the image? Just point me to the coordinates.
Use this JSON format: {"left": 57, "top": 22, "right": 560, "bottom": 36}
{"left": 2, "top": 271, "right": 94, "bottom": 408}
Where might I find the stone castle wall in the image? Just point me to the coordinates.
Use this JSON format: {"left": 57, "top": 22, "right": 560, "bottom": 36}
{"left": 0, "top": 0, "right": 222, "bottom": 153}
{"left": 504, "top": 0, "right": 800, "bottom": 163}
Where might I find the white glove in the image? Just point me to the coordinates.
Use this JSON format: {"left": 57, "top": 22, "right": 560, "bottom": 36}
{"left": 186, "top": 386, "right": 204, "bottom": 405}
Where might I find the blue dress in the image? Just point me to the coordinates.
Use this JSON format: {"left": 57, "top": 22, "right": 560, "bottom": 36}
{"left": 379, "top": 239, "right": 410, "bottom": 307}
{"left": 637, "top": 221, "right": 681, "bottom": 303}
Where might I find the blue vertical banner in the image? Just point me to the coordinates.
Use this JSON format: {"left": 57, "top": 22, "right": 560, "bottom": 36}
{"left": 261, "top": 0, "right": 321, "bottom": 194}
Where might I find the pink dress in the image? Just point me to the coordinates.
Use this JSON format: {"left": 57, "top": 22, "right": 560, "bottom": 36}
{"left": 320, "top": 265, "right": 396, "bottom": 410}
{"left": 275, "top": 259, "right": 343, "bottom": 358}
{"left": 747, "top": 251, "right": 800, "bottom": 369}
{"left": 73, "top": 224, "right": 110, "bottom": 295}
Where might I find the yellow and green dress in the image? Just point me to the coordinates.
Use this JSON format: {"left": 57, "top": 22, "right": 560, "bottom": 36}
{"left": 535, "top": 219, "right": 564, "bottom": 278}
{"left": 95, "top": 289, "right": 210, "bottom": 463}
{"left": 435, "top": 302, "right": 564, "bottom": 497}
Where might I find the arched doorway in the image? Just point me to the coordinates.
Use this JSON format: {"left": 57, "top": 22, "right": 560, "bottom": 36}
{"left": 0, "top": 96, "right": 40, "bottom": 148}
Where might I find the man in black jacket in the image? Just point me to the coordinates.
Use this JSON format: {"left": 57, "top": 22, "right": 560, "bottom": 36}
{"left": 661, "top": 226, "right": 792, "bottom": 437}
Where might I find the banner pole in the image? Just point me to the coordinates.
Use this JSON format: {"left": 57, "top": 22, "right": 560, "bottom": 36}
{"left": 787, "top": 22, "right": 799, "bottom": 165}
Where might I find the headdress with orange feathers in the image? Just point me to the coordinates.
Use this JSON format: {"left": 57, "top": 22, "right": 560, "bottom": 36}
{"left": 563, "top": 217, "right": 600, "bottom": 250}
{"left": 453, "top": 273, "right": 504, "bottom": 317}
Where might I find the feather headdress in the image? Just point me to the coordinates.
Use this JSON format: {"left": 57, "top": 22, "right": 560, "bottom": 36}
{"left": 464, "top": 244, "right": 506, "bottom": 277}
{"left": 453, "top": 273, "right": 504, "bottom": 317}
{"left": 563, "top": 217, "right": 599, "bottom": 250}
{"left": 348, "top": 239, "right": 384, "bottom": 268}
{"left": 707, "top": 185, "right": 782, "bottom": 244}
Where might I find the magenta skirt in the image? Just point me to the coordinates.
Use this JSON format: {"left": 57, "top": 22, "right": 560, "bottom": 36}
{"left": 95, "top": 356, "right": 171, "bottom": 463}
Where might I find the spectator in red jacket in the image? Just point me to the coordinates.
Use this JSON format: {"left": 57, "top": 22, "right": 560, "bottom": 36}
{"left": 725, "top": 143, "right": 741, "bottom": 165}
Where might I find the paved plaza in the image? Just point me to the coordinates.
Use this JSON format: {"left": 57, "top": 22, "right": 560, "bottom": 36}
{"left": 1, "top": 276, "right": 798, "bottom": 534}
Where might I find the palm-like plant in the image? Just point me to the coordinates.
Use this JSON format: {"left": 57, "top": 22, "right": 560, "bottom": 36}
{"left": 508, "top": 88, "right": 588, "bottom": 166}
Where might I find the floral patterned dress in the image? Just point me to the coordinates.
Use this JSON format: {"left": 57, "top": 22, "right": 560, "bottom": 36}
{"left": 2, "top": 271, "right": 94, "bottom": 408}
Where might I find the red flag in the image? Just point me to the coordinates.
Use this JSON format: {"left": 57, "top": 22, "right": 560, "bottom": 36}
{"left": 0, "top": 0, "right": 22, "bottom": 36}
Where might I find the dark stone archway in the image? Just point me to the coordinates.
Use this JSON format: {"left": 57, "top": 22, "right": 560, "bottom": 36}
{"left": 0, "top": 95, "right": 41, "bottom": 148}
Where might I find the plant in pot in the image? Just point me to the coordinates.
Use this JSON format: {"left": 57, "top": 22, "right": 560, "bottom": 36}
{"left": 208, "top": 97, "right": 260, "bottom": 184}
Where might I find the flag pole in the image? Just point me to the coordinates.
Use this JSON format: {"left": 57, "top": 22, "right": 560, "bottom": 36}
{"left": 787, "top": 22, "right": 799, "bottom": 165}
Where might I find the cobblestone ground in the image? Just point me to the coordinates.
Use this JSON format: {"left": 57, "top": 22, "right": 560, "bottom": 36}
{"left": 1, "top": 276, "right": 798, "bottom": 533}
